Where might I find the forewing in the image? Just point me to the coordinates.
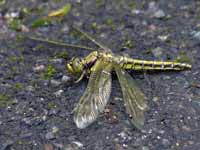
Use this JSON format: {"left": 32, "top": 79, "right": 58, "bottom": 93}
{"left": 115, "top": 65, "right": 148, "bottom": 129}
{"left": 74, "top": 59, "right": 112, "bottom": 129}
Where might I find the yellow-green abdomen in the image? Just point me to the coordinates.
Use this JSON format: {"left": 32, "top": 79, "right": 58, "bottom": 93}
{"left": 118, "top": 56, "right": 191, "bottom": 71}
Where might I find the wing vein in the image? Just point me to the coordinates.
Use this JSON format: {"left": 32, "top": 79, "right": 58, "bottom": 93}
{"left": 73, "top": 59, "right": 112, "bottom": 129}
{"left": 114, "top": 65, "right": 148, "bottom": 129}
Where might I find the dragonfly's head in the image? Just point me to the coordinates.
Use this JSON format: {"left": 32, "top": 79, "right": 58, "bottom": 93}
{"left": 66, "top": 57, "right": 84, "bottom": 74}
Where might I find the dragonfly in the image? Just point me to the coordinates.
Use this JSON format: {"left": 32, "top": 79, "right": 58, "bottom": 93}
{"left": 28, "top": 27, "right": 192, "bottom": 129}
{"left": 65, "top": 27, "right": 192, "bottom": 129}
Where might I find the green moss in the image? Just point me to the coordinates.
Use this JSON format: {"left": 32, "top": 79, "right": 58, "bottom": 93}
{"left": 16, "top": 34, "right": 26, "bottom": 43}
{"left": 34, "top": 44, "right": 46, "bottom": 51}
{"left": 129, "top": 2, "right": 137, "bottom": 9}
{"left": 0, "top": 0, "right": 6, "bottom": 6}
{"left": 20, "top": 7, "right": 30, "bottom": 16}
{"left": 10, "top": 66, "right": 18, "bottom": 73}
{"left": 31, "top": 17, "right": 52, "bottom": 28}
{"left": 60, "top": 3, "right": 71, "bottom": 16}
{"left": 47, "top": 102, "right": 57, "bottom": 109}
{"left": 8, "top": 18, "right": 23, "bottom": 31}
{"left": 91, "top": 22, "right": 97, "bottom": 29}
{"left": 29, "top": 80, "right": 39, "bottom": 87}
{"left": 0, "top": 94, "right": 14, "bottom": 108}
{"left": 17, "top": 140, "right": 32, "bottom": 145}
{"left": 124, "top": 40, "right": 134, "bottom": 49}
{"left": 105, "top": 18, "right": 116, "bottom": 30}
{"left": 8, "top": 56, "right": 24, "bottom": 63}
{"left": 18, "top": 47, "right": 26, "bottom": 52}
{"left": 50, "top": 3, "right": 71, "bottom": 17}
{"left": 175, "top": 51, "right": 191, "bottom": 64}
{"left": 19, "top": 56, "right": 24, "bottom": 62}
{"left": 14, "top": 83, "right": 23, "bottom": 90}
{"left": 47, "top": 65, "right": 56, "bottom": 76}
{"left": 145, "top": 48, "right": 152, "bottom": 54}
{"left": 54, "top": 51, "right": 68, "bottom": 59}
{"left": 8, "top": 56, "right": 18, "bottom": 62}
{"left": 42, "top": 64, "right": 57, "bottom": 79}
{"left": 96, "top": 0, "right": 105, "bottom": 8}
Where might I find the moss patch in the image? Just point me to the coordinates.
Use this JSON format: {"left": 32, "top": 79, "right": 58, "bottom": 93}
{"left": 0, "top": 94, "right": 14, "bottom": 108}
{"left": 41, "top": 64, "right": 57, "bottom": 79}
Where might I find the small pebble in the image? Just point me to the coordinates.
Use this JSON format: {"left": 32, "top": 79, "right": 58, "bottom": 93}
{"left": 45, "top": 132, "right": 55, "bottom": 140}
{"left": 48, "top": 109, "right": 58, "bottom": 115}
{"left": 147, "top": 2, "right": 166, "bottom": 19}
{"left": 162, "top": 138, "right": 170, "bottom": 147}
{"left": 152, "top": 47, "right": 163, "bottom": 58}
{"left": 22, "top": 117, "right": 32, "bottom": 125}
{"left": 118, "top": 131, "right": 127, "bottom": 140}
{"left": 4, "top": 12, "right": 19, "bottom": 19}
{"left": 26, "top": 85, "right": 35, "bottom": 92}
{"left": 50, "top": 79, "right": 61, "bottom": 87}
{"left": 33, "top": 64, "right": 45, "bottom": 72}
{"left": 51, "top": 58, "right": 63, "bottom": 64}
{"left": 62, "top": 75, "right": 71, "bottom": 82}
{"left": 158, "top": 35, "right": 169, "bottom": 41}
{"left": 131, "top": 9, "right": 142, "bottom": 15}
{"left": 52, "top": 126, "right": 59, "bottom": 133}
{"left": 152, "top": 97, "right": 159, "bottom": 102}
{"left": 142, "top": 146, "right": 149, "bottom": 150}
{"left": 54, "top": 89, "right": 63, "bottom": 97}
{"left": 191, "top": 31, "right": 200, "bottom": 40}
{"left": 72, "top": 141, "right": 83, "bottom": 148}
{"left": 152, "top": 9, "right": 165, "bottom": 18}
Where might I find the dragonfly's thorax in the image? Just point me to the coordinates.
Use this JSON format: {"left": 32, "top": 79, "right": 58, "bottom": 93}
{"left": 98, "top": 52, "right": 113, "bottom": 62}
{"left": 66, "top": 51, "right": 99, "bottom": 74}
{"left": 82, "top": 51, "right": 114, "bottom": 69}
{"left": 66, "top": 57, "right": 85, "bottom": 74}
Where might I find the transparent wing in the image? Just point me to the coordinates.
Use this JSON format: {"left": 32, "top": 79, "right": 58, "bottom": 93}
{"left": 114, "top": 65, "right": 148, "bottom": 129}
{"left": 74, "top": 59, "right": 112, "bottom": 129}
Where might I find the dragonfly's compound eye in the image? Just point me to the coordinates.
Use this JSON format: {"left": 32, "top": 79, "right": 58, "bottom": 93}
{"left": 66, "top": 57, "right": 83, "bottom": 74}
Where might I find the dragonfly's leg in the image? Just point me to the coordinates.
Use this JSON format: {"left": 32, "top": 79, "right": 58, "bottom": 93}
{"left": 75, "top": 70, "right": 86, "bottom": 83}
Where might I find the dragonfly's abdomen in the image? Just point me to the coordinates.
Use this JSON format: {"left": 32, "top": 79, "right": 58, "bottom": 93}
{"left": 119, "top": 57, "right": 191, "bottom": 71}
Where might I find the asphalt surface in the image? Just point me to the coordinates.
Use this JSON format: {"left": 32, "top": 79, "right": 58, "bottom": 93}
{"left": 0, "top": 0, "right": 200, "bottom": 150}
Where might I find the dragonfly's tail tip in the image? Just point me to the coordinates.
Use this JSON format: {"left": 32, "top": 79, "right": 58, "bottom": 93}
{"left": 187, "top": 64, "right": 192, "bottom": 69}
